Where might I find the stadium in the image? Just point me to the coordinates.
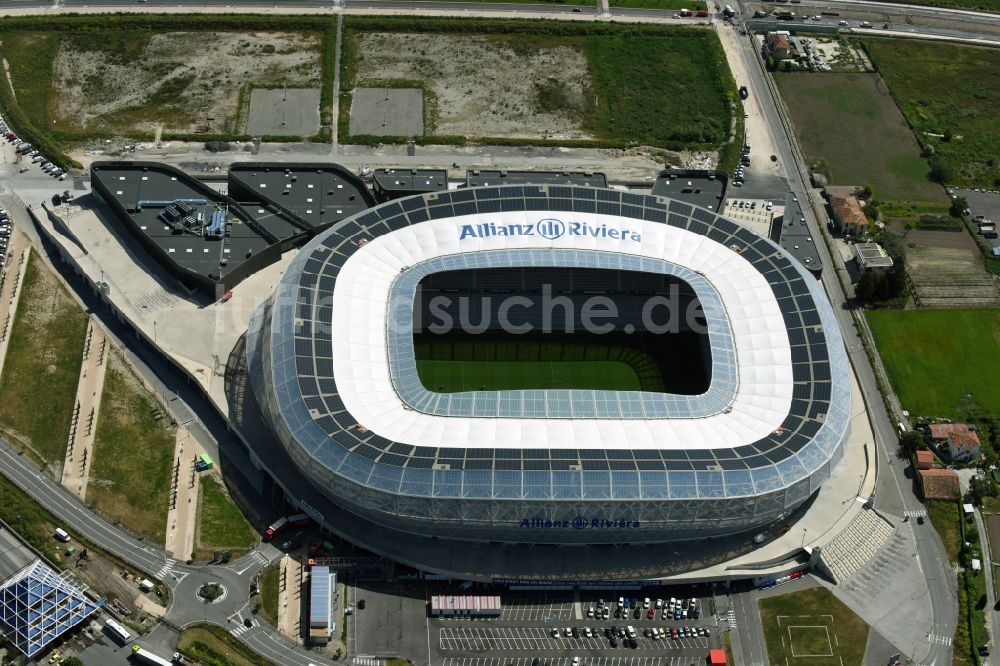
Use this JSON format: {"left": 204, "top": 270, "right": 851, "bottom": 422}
{"left": 245, "top": 184, "right": 851, "bottom": 545}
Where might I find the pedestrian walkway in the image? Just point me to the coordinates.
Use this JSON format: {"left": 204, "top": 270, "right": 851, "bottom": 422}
{"left": 816, "top": 506, "right": 894, "bottom": 583}
{"left": 276, "top": 554, "right": 303, "bottom": 641}
{"left": 164, "top": 427, "right": 202, "bottom": 560}
{"left": 0, "top": 231, "right": 30, "bottom": 380}
{"left": 60, "top": 316, "right": 110, "bottom": 499}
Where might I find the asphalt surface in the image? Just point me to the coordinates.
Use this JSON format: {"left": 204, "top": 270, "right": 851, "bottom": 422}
{"left": 729, "top": 2, "right": 957, "bottom": 662}
{"left": 0, "top": 434, "right": 340, "bottom": 665}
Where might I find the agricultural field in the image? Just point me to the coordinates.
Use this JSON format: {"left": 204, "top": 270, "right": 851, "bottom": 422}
{"left": 88, "top": 351, "right": 176, "bottom": 545}
{"left": 866, "top": 309, "right": 1000, "bottom": 419}
{"left": 1, "top": 29, "right": 323, "bottom": 137}
{"left": 758, "top": 587, "right": 869, "bottom": 666}
{"left": 864, "top": 38, "right": 1000, "bottom": 189}
{"left": 0, "top": 253, "right": 88, "bottom": 471}
{"left": 775, "top": 73, "right": 947, "bottom": 204}
{"left": 343, "top": 21, "right": 733, "bottom": 148}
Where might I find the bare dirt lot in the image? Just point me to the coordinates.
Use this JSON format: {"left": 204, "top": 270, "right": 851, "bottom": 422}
{"left": 353, "top": 32, "right": 594, "bottom": 140}
{"left": 51, "top": 32, "right": 322, "bottom": 135}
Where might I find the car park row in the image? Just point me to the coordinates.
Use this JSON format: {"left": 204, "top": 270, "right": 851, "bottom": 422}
{"left": 2, "top": 116, "right": 67, "bottom": 181}
{"left": 443, "top": 657, "right": 705, "bottom": 666}
{"left": 437, "top": 626, "right": 711, "bottom": 652}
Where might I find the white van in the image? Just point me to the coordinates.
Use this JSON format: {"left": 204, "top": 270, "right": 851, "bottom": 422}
{"left": 54, "top": 528, "right": 71, "bottom": 543}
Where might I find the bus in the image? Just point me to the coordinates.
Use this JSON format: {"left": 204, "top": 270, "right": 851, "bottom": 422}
{"left": 104, "top": 617, "right": 131, "bottom": 644}
{"left": 131, "top": 645, "right": 173, "bottom": 666}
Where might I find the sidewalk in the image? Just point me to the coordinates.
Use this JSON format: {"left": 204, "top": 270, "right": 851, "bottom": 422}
{"left": 276, "top": 554, "right": 304, "bottom": 642}
{"left": 0, "top": 231, "right": 30, "bottom": 380}
{"left": 60, "top": 316, "right": 110, "bottom": 499}
{"left": 164, "top": 426, "right": 202, "bottom": 560}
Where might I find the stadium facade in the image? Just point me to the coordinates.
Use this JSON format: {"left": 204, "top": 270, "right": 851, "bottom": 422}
{"left": 245, "top": 185, "right": 851, "bottom": 544}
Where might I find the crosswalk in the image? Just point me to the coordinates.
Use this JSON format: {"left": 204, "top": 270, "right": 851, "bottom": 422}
{"left": 156, "top": 560, "right": 174, "bottom": 579}
{"left": 929, "top": 634, "right": 953, "bottom": 646}
{"left": 905, "top": 510, "right": 928, "bottom": 518}
{"left": 353, "top": 658, "right": 384, "bottom": 666}
{"left": 726, "top": 610, "right": 736, "bottom": 629}
{"left": 230, "top": 617, "right": 258, "bottom": 637}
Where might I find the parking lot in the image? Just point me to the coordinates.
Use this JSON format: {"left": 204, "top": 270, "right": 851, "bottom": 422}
{"left": 500, "top": 598, "right": 575, "bottom": 622}
{"left": 438, "top": 627, "right": 711, "bottom": 652}
{"left": 443, "top": 657, "right": 709, "bottom": 666}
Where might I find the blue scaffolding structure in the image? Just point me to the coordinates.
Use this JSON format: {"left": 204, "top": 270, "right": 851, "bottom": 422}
{"left": 0, "top": 561, "right": 104, "bottom": 657}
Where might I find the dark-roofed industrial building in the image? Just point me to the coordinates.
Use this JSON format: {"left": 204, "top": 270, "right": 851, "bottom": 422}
{"left": 651, "top": 169, "right": 728, "bottom": 213}
{"left": 465, "top": 170, "right": 607, "bottom": 189}
{"left": 90, "top": 162, "right": 374, "bottom": 296}
{"left": 373, "top": 168, "right": 448, "bottom": 202}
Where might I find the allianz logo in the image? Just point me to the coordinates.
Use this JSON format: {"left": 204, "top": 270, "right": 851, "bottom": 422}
{"left": 459, "top": 218, "right": 642, "bottom": 242}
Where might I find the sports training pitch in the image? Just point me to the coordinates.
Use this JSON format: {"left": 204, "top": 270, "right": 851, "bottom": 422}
{"left": 758, "top": 587, "right": 868, "bottom": 666}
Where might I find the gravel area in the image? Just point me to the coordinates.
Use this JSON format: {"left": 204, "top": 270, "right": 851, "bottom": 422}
{"left": 354, "top": 32, "right": 594, "bottom": 140}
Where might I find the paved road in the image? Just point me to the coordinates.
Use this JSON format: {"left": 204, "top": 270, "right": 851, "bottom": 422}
{"left": 729, "top": 2, "right": 957, "bottom": 662}
{"left": 0, "top": 434, "right": 344, "bottom": 665}
{"left": 975, "top": 507, "right": 999, "bottom": 654}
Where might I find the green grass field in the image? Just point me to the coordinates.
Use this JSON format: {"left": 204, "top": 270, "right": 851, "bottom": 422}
{"left": 608, "top": 0, "right": 704, "bottom": 9}
{"left": 866, "top": 309, "right": 1000, "bottom": 418}
{"left": 926, "top": 499, "right": 961, "bottom": 564}
{"left": 758, "top": 587, "right": 869, "bottom": 666}
{"left": 864, "top": 38, "right": 1000, "bottom": 189}
{"left": 775, "top": 72, "right": 947, "bottom": 203}
{"left": 342, "top": 18, "right": 734, "bottom": 149}
{"left": 418, "top": 359, "right": 642, "bottom": 392}
{"left": 256, "top": 564, "right": 280, "bottom": 626}
{"left": 0, "top": 253, "right": 88, "bottom": 469}
{"left": 178, "top": 625, "right": 276, "bottom": 666}
{"left": 873, "top": 0, "right": 1000, "bottom": 11}
{"left": 413, "top": 336, "right": 678, "bottom": 392}
{"left": 195, "top": 475, "right": 258, "bottom": 561}
{"left": 88, "top": 352, "right": 175, "bottom": 545}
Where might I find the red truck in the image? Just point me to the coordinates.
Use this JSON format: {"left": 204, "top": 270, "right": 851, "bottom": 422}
{"left": 263, "top": 513, "right": 311, "bottom": 541}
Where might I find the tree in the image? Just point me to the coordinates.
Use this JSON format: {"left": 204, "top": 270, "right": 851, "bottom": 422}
{"left": 950, "top": 196, "right": 969, "bottom": 218}
{"left": 943, "top": 128, "right": 954, "bottom": 142}
{"left": 900, "top": 430, "right": 924, "bottom": 452}
{"left": 929, "top": 158, "right": 953, "bottom": 184}
{"left": 971, "top": 476, "right": 995, "bottom": 501}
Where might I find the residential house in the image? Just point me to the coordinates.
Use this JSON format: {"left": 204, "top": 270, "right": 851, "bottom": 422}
{"left": 918, "top": 468, "right": 960, "bottom": 500}
{"left": 829, "top": 194, "right": 868, "bottom": 237}
{"left": 915, "top": 450, "right": 935, "bottom": 470}
{"left": 765, "top": 32, "right": 800, "bottom": 61}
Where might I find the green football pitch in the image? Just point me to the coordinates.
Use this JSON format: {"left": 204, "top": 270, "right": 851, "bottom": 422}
{"left": 416, "top": 360, "right": 643, "bottom": 392}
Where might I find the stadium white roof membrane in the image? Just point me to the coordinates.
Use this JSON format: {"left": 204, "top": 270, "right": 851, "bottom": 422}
{"left": 331, "top": 213, "right": 794, "bottom": 451}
